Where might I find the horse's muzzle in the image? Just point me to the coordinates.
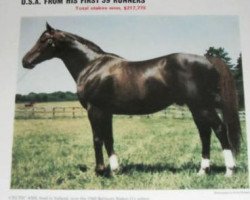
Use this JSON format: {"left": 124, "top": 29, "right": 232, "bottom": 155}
{"left": 22, "top": 58, "right": 35, "bottom": 69}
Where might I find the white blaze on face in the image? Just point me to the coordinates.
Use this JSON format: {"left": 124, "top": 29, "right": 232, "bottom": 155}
{"left": 74, "top": 40, "right": 100, "bottom": 61}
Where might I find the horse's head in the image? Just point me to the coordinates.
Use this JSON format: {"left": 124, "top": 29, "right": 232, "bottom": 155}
{"left": 22, "top": 23, "right": 65, "bottom": 69}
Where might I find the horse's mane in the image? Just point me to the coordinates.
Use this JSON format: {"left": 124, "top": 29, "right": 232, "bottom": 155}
{"left": 62, "top": 30, "right": 105, "bottom": 54}
{"left": 61, "top": 30, "right": 122, "bottom": 58}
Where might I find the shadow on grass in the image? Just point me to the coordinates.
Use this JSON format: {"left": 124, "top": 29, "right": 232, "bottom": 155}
{"left": 119, "top": 162, "right": 230, "bottom": 175}
{"left": 76, "top": 162, "right": 247, "bottom": 177}
{"left": 120, "top": 162, "right": 197, "bottom": 174}
{"left": 77, "top": 164, "right": 113, "bottom": 178}
{"left": 77, "top": 164, "right": 88, "bottom": 172}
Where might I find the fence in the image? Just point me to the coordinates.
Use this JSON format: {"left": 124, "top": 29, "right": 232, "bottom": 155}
{"left": 14, "top": 105, "right": 246, "bottom": 121}
{"left": 15, "top": 106, "right": 86, "bottom": 119}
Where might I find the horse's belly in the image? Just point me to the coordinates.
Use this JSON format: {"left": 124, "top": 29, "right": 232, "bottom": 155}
{"left": 111, "top": 88, "right": 173, "bottom": 115}
{"left": 111, "top": 100, "right": 171, "bottom": 115}
{"left": 79, "top": 85, "right": 172, "bottom": 114}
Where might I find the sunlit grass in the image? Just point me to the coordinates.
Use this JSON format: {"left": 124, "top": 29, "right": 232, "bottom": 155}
{"left": 11, "top": 102, "right": 249, "bottom": 189}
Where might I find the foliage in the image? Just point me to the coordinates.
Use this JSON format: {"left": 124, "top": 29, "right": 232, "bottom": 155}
{"left": 234, "top": 54, "right": 245, "bottom": 108}
{"left": 15, "top": 91, "right": 78, "bottom": 103}
{"left": 205, "top": 47, "right": 234, "bottom": 68}
{"left": 235, "top": 53, "right": 243, "bottom": 78}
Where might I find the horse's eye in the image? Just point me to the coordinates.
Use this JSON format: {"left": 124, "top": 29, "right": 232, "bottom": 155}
{"left": 47, "top": 39, "right": 54, "bottom": 47}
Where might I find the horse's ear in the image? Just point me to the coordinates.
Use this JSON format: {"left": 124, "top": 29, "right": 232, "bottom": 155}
{"left": 46, "top": 22, "right": 54, "bottom": 32}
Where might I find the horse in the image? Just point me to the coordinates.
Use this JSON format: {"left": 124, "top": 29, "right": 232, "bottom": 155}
{"left": 24, "top": 101, "right": 35, "bottom": 108}
{"left": 22, "top": 23, "right": 241, "bottom": 177}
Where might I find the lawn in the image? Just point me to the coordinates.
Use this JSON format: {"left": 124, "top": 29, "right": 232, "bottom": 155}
{"left": 11, "top": 102, "right": 249, "bottom": 189}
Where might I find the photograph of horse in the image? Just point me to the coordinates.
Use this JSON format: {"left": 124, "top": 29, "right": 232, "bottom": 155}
{"left": 21, "top": 22, "right": 241, "bottom": 178}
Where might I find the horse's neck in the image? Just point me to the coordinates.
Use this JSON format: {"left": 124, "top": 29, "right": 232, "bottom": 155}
{"left": 60, "top": 41, "right": 103, "bottom": 81}
{"left": 61, "top": 51, "right": 87, "bottom": 81}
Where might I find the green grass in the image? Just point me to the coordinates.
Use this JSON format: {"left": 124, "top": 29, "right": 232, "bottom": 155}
{"left": 11, "top": 102, "right": 249, "bottom": 189}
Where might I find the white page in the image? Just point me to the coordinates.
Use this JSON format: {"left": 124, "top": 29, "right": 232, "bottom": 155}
{"left": 0, "top": 0, "right": 250, "bottom": 199}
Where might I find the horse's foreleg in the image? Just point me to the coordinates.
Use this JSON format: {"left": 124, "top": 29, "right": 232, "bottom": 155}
{"left": 103, "top": 127, "right": 119, "bottom": 171}
{"left": 87, "top": 105, "right": 107, "bottom": 175}
{"left": 100, "top": 112, "right": 119, "bottom": 171}
{"left": 87, "top": 105, "right": 119, "bottom": 175}
{"left": 92, "top": 136, "right": 105, "bottom": 175}
{"left": 190, "top": 107, "right": 212, "bottom": 175}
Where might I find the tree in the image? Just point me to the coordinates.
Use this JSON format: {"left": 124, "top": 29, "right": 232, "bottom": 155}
{"left": 234, "top": 53, "right": 242, "bottom": 79}
{"left": 15, "top": 91, "right": 78, "bottom": 103}
{"left": 205, "top": 47, "right": 234, "bottom": 68}
{"left": 234, "top": 54, "right": 245, "bottom": 109}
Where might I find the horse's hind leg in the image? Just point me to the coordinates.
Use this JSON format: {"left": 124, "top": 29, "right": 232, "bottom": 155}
{"left": 87, "top": 105, "right": 119, "bottom": 175}
{"left": 190, "top": 106, "right": 235, "bottom": 176}
{"left": 207, "top": 109, "right": 236, "bottom": 176}
{"left": 189, "top": 107, "right": 212, "bottom": 175}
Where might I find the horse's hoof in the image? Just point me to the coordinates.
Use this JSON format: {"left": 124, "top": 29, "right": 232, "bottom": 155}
{"left": 197, "top": 169, "right": 206, "bottom": 176}
{"left": 197, "top": 167, "right": 210, "bottom": 176}
{"left": 109, "top": 167, "right": 120, "bottom": 176}
{"left": 95, "top": 165, "right": 106, "bottom": 176}
{"left": 110, "top": 165, "right": 119, "bottom": 173}
{"left": 225, "top": 167, "right": 234, "bottom": 177}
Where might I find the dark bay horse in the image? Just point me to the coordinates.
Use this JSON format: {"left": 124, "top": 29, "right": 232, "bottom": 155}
{"left": 22, "top": 23, "right": 241, "bottom": 177}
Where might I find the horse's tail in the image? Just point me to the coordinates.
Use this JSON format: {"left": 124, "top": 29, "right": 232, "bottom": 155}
{"left": 208, "top": 57, "right": 241, "bottom": 155}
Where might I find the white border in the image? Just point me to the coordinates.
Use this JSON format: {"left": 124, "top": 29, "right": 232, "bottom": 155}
{"left": 0, "top": 0, "right": 250, "bottom": 199}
